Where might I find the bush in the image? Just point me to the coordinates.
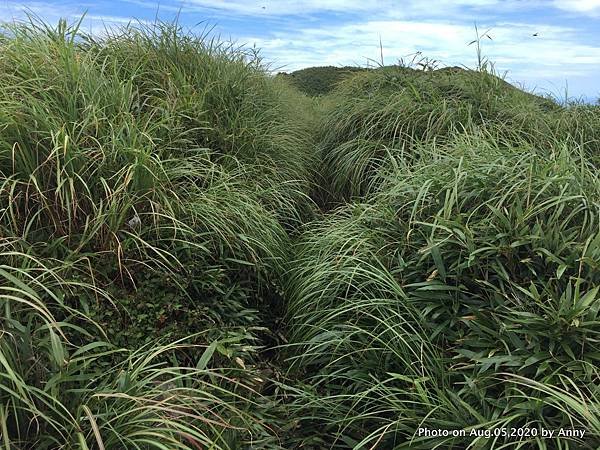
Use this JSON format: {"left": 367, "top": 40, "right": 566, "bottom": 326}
{"left": 0, "top": 255, "right": 283, "bottom": 448}
{"left": 277, "top": 66, "right": 367, "bottom": 96}
{"left": 0, "top": 17, "right": 315, "bottom": 448}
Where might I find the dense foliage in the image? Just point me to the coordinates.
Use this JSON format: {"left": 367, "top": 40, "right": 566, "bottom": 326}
{"left": 0, "top": 18, "right": 315, "bottom": 449}
{"left": 284, "top": 65, "right": 600, "bottom": 449}
{"left": 1, "top": 17, "right": 599, "bottom": 450}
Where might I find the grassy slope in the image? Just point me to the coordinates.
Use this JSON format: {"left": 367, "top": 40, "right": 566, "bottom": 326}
{"left": 285, "top": 66, "right": 600, "bottom": 449}
{"left": 0, "top": 19, "right": 316, "bottom": 449}
{"left": 0, "top": 18, "right": 599, "bottom": 450}
{"left": 277, "top": 66, "right": 367, "bottom": 96}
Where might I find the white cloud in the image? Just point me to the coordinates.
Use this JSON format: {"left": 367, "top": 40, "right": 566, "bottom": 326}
{"left": 83, "top": 14, "right": 149, "bottom": 25}
{"left": 183, "top": 0, "right": 377, "bottom": 15}
{"left": 125, "top": 0, "right": 509, "bottom": 18}
{"left": 242, "top": 19, "right": 599, "bottom": 69}
{"left": 123, "top": 0, "right": 384, "bottom": 16}
{"left": 553, "top": 0, "right": 600, "bottom": 13}
{"left": 0, "top": 1, "right": 80, "bottom": 23}
{"left": 0, "top": 1, "right": 597, "bottom": 98}
{"left": 147, "top": 0, "right": 595, "bottom": 19}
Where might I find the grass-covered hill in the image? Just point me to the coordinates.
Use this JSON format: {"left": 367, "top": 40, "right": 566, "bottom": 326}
{"left": 1, "top": 18, "right": 599, "bottom": 450}
{"left": 277, "top": 65, "right": 367, "bottom": 96}
{"left": 276, "top": 64, "right": 561, "bottom": 103}
{"left": 315, "top": 65, "right": 592, "bottom": 203}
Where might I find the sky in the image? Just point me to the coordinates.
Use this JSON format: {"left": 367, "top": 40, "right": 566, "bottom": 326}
{"left": 1, "top": 0, "right": 599, "bottom": 101}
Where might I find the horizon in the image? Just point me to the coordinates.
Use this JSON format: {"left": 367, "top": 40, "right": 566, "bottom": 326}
{"left": 1, "top": 1, "right": 599, "bottom": 102}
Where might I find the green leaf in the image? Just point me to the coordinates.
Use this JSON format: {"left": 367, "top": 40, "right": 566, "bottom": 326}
{"left": 556, "top": 264, "right": 568, "bottom": 280}
{"left": 430, "top": 244, "right": 447, "bottom": 280}
{"left": 196, "top": 340, "right": 218, "bottom": 370}
{"left": 49, "top": 328, "right": 66, "bottom": 367}
{"left": 577, "top": 286, "right": 599, "bottom": 311}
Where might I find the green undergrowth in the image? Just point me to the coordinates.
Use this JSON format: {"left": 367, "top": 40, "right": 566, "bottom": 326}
{"left": 1, "top": 253, "right": 292, "bottom": 448}
{"left": 316, "top": 66, "right": 600, "bottom": 203}
{"left": 285, "top": 134, "right": 600, "bottom": 448}
{"left": 1, "top": 15, "right": 600, "bottom": 450}
{"left": 0, "top": 17, "right": 316, "bottom": 449}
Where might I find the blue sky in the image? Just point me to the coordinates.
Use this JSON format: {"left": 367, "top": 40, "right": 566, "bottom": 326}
{"left": 1, "top": 0, "right": 599, "bottom": 101}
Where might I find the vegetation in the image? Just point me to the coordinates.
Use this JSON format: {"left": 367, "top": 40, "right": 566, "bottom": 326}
{"left": 0, "top": 17, "right": 315, "bottom": 449}
{"left": 0, "top": 16, "right": 599, "bottom": 450}
{"left": 277, "top": 66, "right": 367, "bottom": 96}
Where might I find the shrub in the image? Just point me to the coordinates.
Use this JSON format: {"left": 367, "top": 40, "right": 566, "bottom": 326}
{"left": 0, "top": 17, "right": 315, "bottom": 449}
{"left": 277, "top": 66, "right": 367, "bottom": 97}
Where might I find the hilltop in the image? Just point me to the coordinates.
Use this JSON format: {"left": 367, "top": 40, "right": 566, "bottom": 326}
{"left": 277, "top": 65, "right": 367, "bottom": 95}
{"left": 280, "top": 64, "right": 558, "bottom": 109}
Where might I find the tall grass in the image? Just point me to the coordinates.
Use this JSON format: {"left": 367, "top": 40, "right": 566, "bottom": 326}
{"left": 1, "top": 14, "right": 599, "bottom": 450}
{"left": 315, "top": 66, "right": 600, "bottom": 203}
{"left": 0, "top": 16, "right": 316, "bottom": 448}
{"left": 285, "top": 132, "right": 600, "bottom": 448}
{"left": 0, "top": 15, "right": 317, "bottom": 342}
{"left": 0, "top": 254, "right": 284, "bottom": 448}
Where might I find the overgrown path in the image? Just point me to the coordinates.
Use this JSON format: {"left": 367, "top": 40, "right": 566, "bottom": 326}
{"left": 1, "top": 18, "right": 599, "bottom": 450}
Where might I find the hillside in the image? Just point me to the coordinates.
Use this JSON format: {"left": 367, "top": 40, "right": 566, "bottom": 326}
{"left": 277, "top": 65, "right": 367, "bottom": 96}
{"left": 278, "top": 64, "right": 559, "bottom": 107}
{"left": 1, "top": 19, "right": 599, "bottom": 450}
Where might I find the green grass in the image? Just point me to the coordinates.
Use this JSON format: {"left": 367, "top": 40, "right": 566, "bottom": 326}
{"left": 0, "top": 16, "right": 314, "bottom": 449}
{"left": 1, "top": 15, "right": 599, "bottom": 450}
{"left": 315, "top": 66, "right": 599, "bottom": 203}
{"left": 0, "top": 254, "right": 282, "bottom": 448}
{"left": 276, "top": 66, "right": 367, "bottom": 96}
{"left": 285, "top": 134, "right": 600, "bottom": 448}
